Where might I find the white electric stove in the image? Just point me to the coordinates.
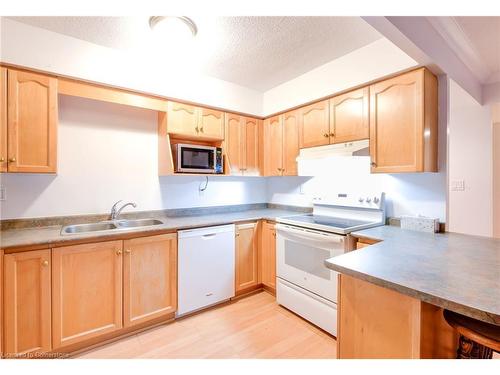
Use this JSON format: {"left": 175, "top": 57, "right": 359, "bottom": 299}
{"left": 275, "top": 192, "right": 386, "bottom": 336}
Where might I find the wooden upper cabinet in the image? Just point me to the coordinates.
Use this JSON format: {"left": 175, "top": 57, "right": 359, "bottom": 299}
{"left": 167, "top": 101, "right": 198, "bottom": 137}
{"left": 330, "top": 87, "right": 369, "bottom": 144}
{"left": 225, "top": 114, "right": 260, "bottom": 176}
{"left": 243, "top": 116, "right": 260, "bottom": 176}
{"left": 123, "top": 234, "right": 177, "bottom": 328}
{"left": 235, "top": 222, "right": 259, "bottom": 294}
{"left": 4, "top": 249, "right": 52, "bottom": 356}
{"left": 52, "top": 241, "right": 123, "bottom": 349}
{"left": 299, "top": 99, "right": 329, "bottom": 148}
{"left": 198, "top": 108, "right": 224, "bottom": 140}
{"left": 7, "top": 69, "right": 58, "bottom": 173}
{"left": 167, "top": 101, "right": 224, "bottom": 140}
{"left": 282, "top": 110, "right": 300, "bottom": 175}
{"left": 225, "top": 113, "right": 244, "bottom": 175}
{"left": 264, "top": 116, "right": 283, "bottom": 176}
{"left": 0, "top": 68, "right": 7, "bottom": 172}
{"left": 260, "top": 222, "right": 276, "bottom": 292}
{"left": 370, "top": 68, "right": 437, "bottom": 173}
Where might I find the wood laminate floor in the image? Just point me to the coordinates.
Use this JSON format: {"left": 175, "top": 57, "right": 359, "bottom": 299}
{"left": 76, "top": 291, "right": 337, "bottom": 359}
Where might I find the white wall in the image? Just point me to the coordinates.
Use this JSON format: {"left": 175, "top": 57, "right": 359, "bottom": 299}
{"left": 267, "top": 162, "right": 447, "bottom": 222}
{"left": 0, "top": 18, "right": 263, "bottom": 116}
{"left": 0, "top": 96, "right": 267, "bottom": 219}
{"left": 447, "top": 79, "right": 493, "bottom": 237}
{"left": 262, "top": 38, "right": 417, "bottom": 115}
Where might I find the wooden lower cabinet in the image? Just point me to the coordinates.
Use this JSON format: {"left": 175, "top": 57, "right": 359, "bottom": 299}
{"left": 3, "top": 249, "right": 52, "bottom": 357}
{"left": 235, "top": 222, "right": 259, "bottom": 294}
{"left": 123, "top": 234, "right": 177, "bottom": 327}
{"left": 338, "top": 274, "right": 457, "bottom": 358}
{"left": 52, "top": 241, "right": 123, "bottom": 349}
{"left": 260, "top": 222, "right": 276, "bottom": 293}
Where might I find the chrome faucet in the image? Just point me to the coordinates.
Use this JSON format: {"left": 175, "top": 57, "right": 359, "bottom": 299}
{"left": 110, "top": 200, "right": 137, "bottom": 220}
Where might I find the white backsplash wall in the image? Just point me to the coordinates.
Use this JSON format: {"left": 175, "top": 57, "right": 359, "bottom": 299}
{"left": 0, "top": 96, "right": 266, "bottom": 219}
{"left": 267, "top": 156, "right": 447, "bottom": 222}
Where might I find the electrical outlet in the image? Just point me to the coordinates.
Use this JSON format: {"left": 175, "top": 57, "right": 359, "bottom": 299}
{"left": 450, "top": 180, "right": 465, "bottom": 191}
{"left": 0, "top": 186, "right": 5, "bottom": 201}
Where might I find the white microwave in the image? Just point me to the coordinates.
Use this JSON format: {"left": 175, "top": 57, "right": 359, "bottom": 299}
{"left": 175, "top": 144, "right": 224, "bottom": 174}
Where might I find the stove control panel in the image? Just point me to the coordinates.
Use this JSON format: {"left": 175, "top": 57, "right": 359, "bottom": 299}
{"left": 315, "top": 193, "right": 385, "bottom": 210}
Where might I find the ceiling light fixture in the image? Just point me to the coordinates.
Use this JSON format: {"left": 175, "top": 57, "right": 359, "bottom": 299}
{"left": 149, "top": 16, "right": 198, "bottom": 38}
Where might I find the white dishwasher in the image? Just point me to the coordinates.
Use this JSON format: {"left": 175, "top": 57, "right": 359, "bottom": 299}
{"left": 177, "top": 224, "right": 235, "bottom": 316}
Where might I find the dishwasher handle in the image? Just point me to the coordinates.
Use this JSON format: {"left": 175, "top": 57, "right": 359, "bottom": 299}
{"left": 178, "top": 224, "right": 235, "bottom": 239}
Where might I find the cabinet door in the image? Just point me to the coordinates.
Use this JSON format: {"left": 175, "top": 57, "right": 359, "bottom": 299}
{"left": 330, "top": 87, "right": 369, "bottom": 144}
{"left": 283, "top": 110, "right": 300, "bottom": 176}
{"left": 370, "top": 69, "right": 425, "bottom": 173}
{"left": 261, "top": 222, "right": 276, "bottom": 291}
{"left": 264, "top": 116, "right": 283, "bottom": 176}
{"left": 7, "top": 69, "right": 57, "bottom": 173}
{"left": 123, "top": 234, "right": 177, "bottom": 328}
{"left": 198, "top": 108, "right": 224, "bottom": 140}
{"left": 299, "top": 99, "right": 329, "bottom": 148}
{"left": 167, "top": 101, "right": 198, "bottom": 137}
{"left": 4, "top": 249, "right": 51, "bottom": 356}
{"left": 52, "top": 241, "right": 123, "bottom": 348}
{"left": 244, "top": 116, "right": 260, "bottom": 176}
{"left": 225, "top": 114, "right": 244, "bottom": 175}
{"left": 235, "top": 222, "right": 259, "bottom": 293}
{"left": 0, "top": 68, "right": 7, "bottom": 172}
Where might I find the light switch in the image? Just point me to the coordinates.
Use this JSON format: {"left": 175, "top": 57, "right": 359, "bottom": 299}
{"left": 450, "top": 180, "right": 465, "bottom": 191}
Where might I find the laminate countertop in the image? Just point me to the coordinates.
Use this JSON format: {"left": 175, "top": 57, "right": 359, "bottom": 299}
{"left": 325, "top": 225, "right": 500, "bottom": 325}
{"left": 0, "top": 208, "right": 300, "bottom": 251}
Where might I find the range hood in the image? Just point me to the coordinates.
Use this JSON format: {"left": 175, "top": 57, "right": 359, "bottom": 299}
{"left": 296, "top": 139, "right": 369, "bottom": 161}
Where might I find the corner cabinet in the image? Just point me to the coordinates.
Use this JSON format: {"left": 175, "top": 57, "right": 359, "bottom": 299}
{"left": 167, "top": 101, "right": 224, "bottom": 141}
{"left": 3, "top": 68, "right": 58, "bottom": 173}
{"left": 123, "top": 233, "right": 177, "bottom": 328}
{"left": 369, "top": 68, "right": 438, "bottom": 173}
{"left": 4, "top": 249, "right": 52, "bottom": 357}
{"left": 235, "top": 222, "right": 259, "bottom": 294}
{"left": 224, "top": 114, "right": 261, "bottom": 176}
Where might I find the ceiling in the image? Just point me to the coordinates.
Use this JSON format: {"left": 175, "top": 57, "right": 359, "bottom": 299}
{"left": 8, "top": 16, "right": 383, "bottom": 91}
{"left": 429, "top": 16, "right": 500, "bottom": 84}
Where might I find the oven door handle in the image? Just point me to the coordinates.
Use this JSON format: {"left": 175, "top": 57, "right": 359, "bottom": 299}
{"left": 276, "top": 224, "right": 344, "bottom": 244}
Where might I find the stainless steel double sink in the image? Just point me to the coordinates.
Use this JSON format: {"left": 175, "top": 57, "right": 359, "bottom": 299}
{"left": 61, "top": 218, "right": 163, "bottom": 235}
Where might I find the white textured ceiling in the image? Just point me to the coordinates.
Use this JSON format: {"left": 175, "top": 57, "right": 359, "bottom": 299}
{"left": 429, "top": 16, "right": 500, "bottom": 84}
{"left": 8, "top": 16, "right": 382, "bottom": 91}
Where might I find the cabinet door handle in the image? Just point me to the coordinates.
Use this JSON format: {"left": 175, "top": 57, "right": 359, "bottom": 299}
{"left": 330, "top": 133, "right": 335, "bottom": 137}
{"left": 0, "top": 157, "right": 4, "bottom": 162}
{"left": 116, "top": 250, "right": 122, "bottom": 255}
{"left": 125, "top": 249, "right": 131, "bottom": 254}
{"left": 8, "top": 156, "right": 16, "bottom": 163}
{"left": 200, "top": 126, "right": 204, "bottom": 133}
{"left": 42, "top": 260, "right": 49, "bottom": 267}
{"left": 371, "top": 161, "right": 377, "bottom": 167}
{"left": 323, "top": 133, "right": 329, "bottom": 138}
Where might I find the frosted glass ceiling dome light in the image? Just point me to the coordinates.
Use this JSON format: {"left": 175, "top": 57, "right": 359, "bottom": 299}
{"left": 149, "top": 16, "right": 198, "bottom": 39}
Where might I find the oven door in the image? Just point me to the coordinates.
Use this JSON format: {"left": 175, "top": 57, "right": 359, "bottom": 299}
{"left": 276, "top": 224, "right": 345, "bottom": 303}
{"left": 177, "top": 144, "right": 216, "bottom": 173}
